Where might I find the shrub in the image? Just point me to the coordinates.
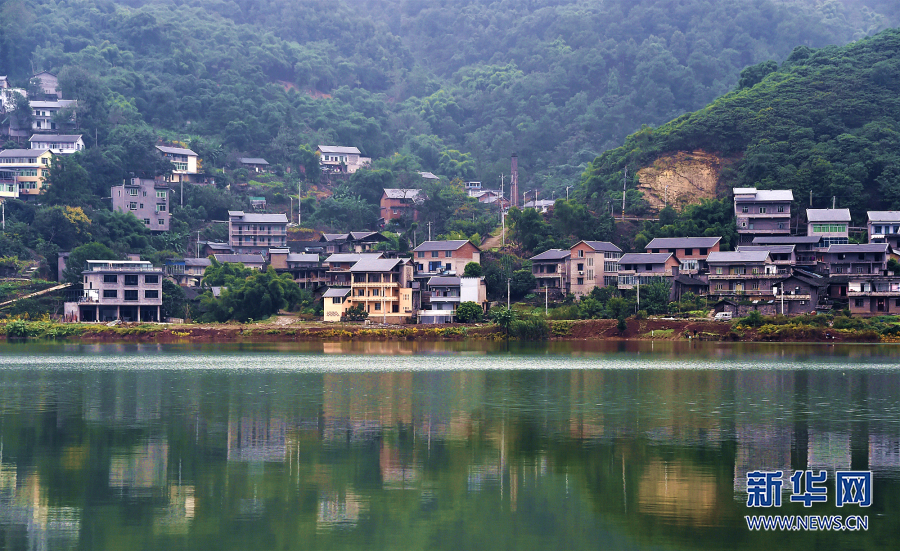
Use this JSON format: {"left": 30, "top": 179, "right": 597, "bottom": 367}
{"left": 551, "top": 321, "right": 572, "bottom": 336}
{"left": 455, "top": 301, "right": 483, "bottom": 323}
{"left": 509, "top": 318, "right": 549, "bottom": 340}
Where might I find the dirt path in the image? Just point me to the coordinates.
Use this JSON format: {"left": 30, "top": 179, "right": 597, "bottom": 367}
{"left": 0, "top": 283, "right": 72, "bottom": 309}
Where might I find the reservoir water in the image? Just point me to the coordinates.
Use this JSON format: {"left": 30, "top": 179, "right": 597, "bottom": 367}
{"left": 1, "top": 340, "right": 898, "bottom": 550}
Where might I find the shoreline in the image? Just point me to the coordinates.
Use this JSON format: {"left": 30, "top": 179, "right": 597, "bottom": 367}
{"left": 0, "top": 318, "right": 886, "bottom": 344}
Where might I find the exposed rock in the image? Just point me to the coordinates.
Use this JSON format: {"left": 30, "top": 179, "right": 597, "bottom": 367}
{"left": 636, "top": 151, "right": 736, "bottom": 211}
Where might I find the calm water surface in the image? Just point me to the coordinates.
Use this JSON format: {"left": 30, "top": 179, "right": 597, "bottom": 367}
{"left": 1, "top": 340, "right": 899, "bottom": 550}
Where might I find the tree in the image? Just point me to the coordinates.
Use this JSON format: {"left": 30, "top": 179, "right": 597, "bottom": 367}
{"left": 462, "top": 262, "right": 482, "bottom": 277}
{"left": 640, "top": 280, "right": 672, "bottom": 315}
{"left": 162, "top": 279, "right": 187, "bottom": 320}
{"left": 62, "top": 242, "right": 118, "bottom": 284}
{"left": 42, "top": 155, "right": 95, "bottom": 207}
{"left": 455, "top": 301, "right": 483, "bottom": 323}
{"left": 490, "top": 306, "right": 515, "bottom": 336}
{"left": 32, "top": 206, "right": 92, "bottom": 251}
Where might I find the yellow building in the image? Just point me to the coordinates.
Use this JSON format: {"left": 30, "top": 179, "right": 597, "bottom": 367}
{"left": 0, "top": 148, "right": 53, "bottom": 199}
{"left": 323, "top": 258, "right": 414, "bottom": 323}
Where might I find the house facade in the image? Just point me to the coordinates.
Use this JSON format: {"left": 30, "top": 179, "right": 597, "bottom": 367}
{"left": 317, "top": 145, "right": 371, "bottom": 174}
{"left": 847, "top": 275, "right": 900, "bottom": 316}
{"left": 418, "top": 276, "right": 487, "bottom": 323}
{"left": 380, "top": 188, "right": 423, "bottom": 222}
{"left": 239, "top": 158, "right": 270, "bottom": 173}
{"left": 819, "top": 243, "right": 889, "bottom": 276}
{"left": 645, "top": 236, "right": 721, "bottom": 273}
{"left": 29, "top": 134, "right": 84, "bottom": 154}
{"left": 157, "top": 145, "right": 200, "bottom": 183}
{"left": 867, "top": 211, "right": 900, "bottom": 249}
{"left": 735, "top": 245, "right": 796, "bottom": 273}
{"left": 806, "top": 208, "right": 850, "bottom": 247}
{"left": 752, "top": 235, "right": 821, "bottom": 267}
{"left": 412, "top": 240, "right": 481, "bottom": 277}
{"left": 269, "top": 249, "right": 326, "bottom": 289}
{"left": 617, "top": 253, "right": 679, "bottom": 289}
{"left": 69, "top": 260, "right": 163, "bottom": 322}
{"left": 212, "top": 253, "right": 267, "bottom": 271}
{"left": 530, "top": 249, "right": 571, "bottom": 294}
{"left": 165, "top": 257, "right": 211, "bottom": 287}
{"left": 0, "top": 169, "right": 19, "bottom": 200}
{"left": 227, "top": 211, "right": 288, "bottom": 254}
{"left": 30, "top": 99, "right": 76, "bottom": 131}
{"left": 111, "top": 177, "right": 170, "bottom": 232}
{"left": 323, "top": 258, "right": 414, "bottom": 323}
{"left": 707, "top": 251, "right": 779, "bottom": 297}
{"left": 568, "top": 240, "right": 622, "bottom": 297}
{"left": 733, "top": 187, "right": 793, "bottom": 244}
{"left": 324, "top": 253, "right": 384, "bottom": 287}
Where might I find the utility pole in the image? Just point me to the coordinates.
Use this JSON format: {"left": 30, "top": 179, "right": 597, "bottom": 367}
{"left": 832, "top": 196, "right": 836, "bottom": 209}
{"left": 507, "top": 278, "right": 511, "bottom": 309}
{"left": 665, "top": 184, "right": 668, "bottom": 207}
{"left": 427, "top": 221, "right": 432, "bottom": 241}
{"left": 298, "top": 181, "right": 302, "bottom": 225}
{"left": 289, "top": 197, "right": 292, "bottom": 224}
{"left": 180, "top": 178, "right": 183, "bottom": 207}
{"left": 2, "top": 201, "right": 4, "bottom": 232}
{"left": 566, "top": 186, "right": 572, "bottom": 201}
{"left": 810, "top": 190, "right": 813, "bottom": 207}
{"left": 622, "top": 167, "right": 627, "bottom": 221}
{"left": 545, "top": 285, "right": 548, "bottom": 315}
{"left": 196, "top": 230, "right": 200, "bottom": 258}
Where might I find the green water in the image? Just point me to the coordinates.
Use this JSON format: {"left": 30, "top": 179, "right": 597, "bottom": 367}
{"left": 0, "top": 341, "right": 898, "bottom": 550}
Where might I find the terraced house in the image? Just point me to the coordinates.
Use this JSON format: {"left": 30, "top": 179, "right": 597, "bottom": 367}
{"left": 568, "top": 240, "right": 622, "bottom": 297}
{"left": 733, "top": 187, "right": 793, "bottom": 244}
{"left": 227, "top": 211, "right": 288, "bottom": 254}
{"left": 0, "top": 148, "right": 52, "bottom": 199}
{"left": 323, "top": 258, "right": 414, "bottom": 323}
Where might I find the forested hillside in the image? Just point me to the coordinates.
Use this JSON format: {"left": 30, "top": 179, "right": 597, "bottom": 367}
{"left": 1, "top": 0, "right": 897, "bottom": 196}
{"left": 580, "top": 26, "right": 900, "bottom": 224}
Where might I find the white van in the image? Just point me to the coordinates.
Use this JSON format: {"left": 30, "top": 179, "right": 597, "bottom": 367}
{"left": 714, "top": 311, "right": 733, "bottom": 321}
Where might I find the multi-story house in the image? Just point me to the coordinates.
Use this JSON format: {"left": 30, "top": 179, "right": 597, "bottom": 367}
{"left": 806, "top": 209, "right": 850, "bottom": 247}
{"left": 413, "top": 240, "right": 481, "bottom": 277}
{"left": 324, "top": 253, "right": 385, "bottom": 287}
{"left": 380, "top": 188, "right": 423, "bottom": 222}
{"left": 418, "top": 276, "right": 487, "bottom": 324}
{"left": 645, "top": 237, "right": 721, "bottom": 273}
{"left": 617, "top": 253, "right": 680, "bottom": 289}
{"left": 733, "top": 187, "right": 793, "bottom": 244}
{"left": 268, "top": 249, "right": 326, "bottom": 289}
{"left": 706, "top": 251, "right": 779, "bottom": 296}
{"left": 32, "top": 71, "right": 62, "bottom": 100}
{"left": 68, "top": 260, "right": 163, "bottom": 322}
{"left": 317, "top": 145, "right": 371, "bottom": 174}
{"left": 157, "top": 145, "right": 200, "bottom": 184}
{"left": 568, "top": 240, "right": 622, "bottom": 297}
{"left": 227, "top": 211, "right": 288, "bottom": 254}
{"left": 847, "top": 275, "right": 900, "bottom": 316}
{"left": 30, "top": 99, "right": 76, "bottom": 131}
{"left": 0, "top": 148, "right": 52, "bottom": 199}
{"left": 735, "top": 245, "right": 796, "bottom": 273}
{"left": 164, "top": 257, "right": 211, "bottom": 287}
{"left": 819, "top": 243, "right": 889, "bottom": 276}
{"left": 323, "top": 258, "right": 414, "bottom": 323}
{"left": 111, "top": 177, "right": 170, "bottom": 232}
{"left": 867, "top": 212, "right": 900, "bottom": 249}
{"left": 752, "top": 235, "right": 821, "bottom": 267}
{"left": 530, "top": 249, "right": 570, "bottom": 295}
{"left": 0, "top": 169, "right": 19, "bottom": 201}
{"left": 29, "top": 134, "right": 84, "bottom": 154}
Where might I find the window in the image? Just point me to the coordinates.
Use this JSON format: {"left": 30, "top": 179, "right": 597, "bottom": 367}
{"left": 129, "top": 188, "right": 138, "bottom": 196}
{"left": 156, "top": 191, "right": 166, "bottom": 199}
{"left": 143, "top": 191, "right": 147, "bottom": 197}
{"left": 103, "top": 289, "right": 117, "bottom": 298}
{"left": 715, "top": 267, "right": 723, "bottom": 274}
{"left": 742, "top": 206, "right": 748, "bottom": 213}
{"left": 758, "top": 207, "right": 767, "bottom": 214}
{"left": 124, "top": 275, "right": 139, "bottom": 286}
{"left": 332, "top": 297, "right": 342, "bottom": 304}
{"left": 103, "top": 274, "right": 118, "bottom": 283}
{"left": 445, "top": 250, "right": 452, "bottom": 257}
{"left": 577, "top": 277, "right": 584, "bottom": 285}
{"left": 374, "top": 303, "right": 381, "bottom": 311}
{"left": 699, "top": 248, "right": 708, "bottom": 255}
{"left": 139, "top": 203, "right": 144, "bottom": 209}
{"left": 156, "top": 203, "right": 166, "bottom": 212}
{"left": 577, "top": 263, "right": 584, "bottom": 271}
{"left": 856, "top": 266, "right": 867, "bottom": 273}
{"left": 128, "top": 202, "right": 137, "bottom": 210}
{"left": 144, "top": 290, "right": 159, "bottom": 299}
{"left": 778, "top": 223, "right": 785, "bottom": 229}
{"left": 587, "top": 258, "right": 593, "bottom": 266}
{"left": 143, "top": 219, "right": 150, "bottom": 225}
{"left": 812, "top": 223, "right": 847, "bottom": 233}
{"left": 417, "top": 252, "right": 425, "bottom": 258}
{"left": 371, "top": 288, "right": 380, "bottom": 297}
{"left": 145, "top": 275, "right": 159, "bottom": 284}
{"left": 124, "top": 290, "right": 139, "bottom": 301}
{"left": 855, "top": 299, "right": 864, "bottom": 307}
{"left": 431, "top": 251, "right": 439, "bottom": 258}
{"left": 158, "top": 219, "right": 165, "bottom": 226}
{"left": 684, "top": 248, "right": 693, "bottom": 256}
{"left": 645, "top": 264, "right": 653, "bottom": 271}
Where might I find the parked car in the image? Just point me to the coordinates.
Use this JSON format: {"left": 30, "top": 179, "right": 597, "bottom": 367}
{"left": 714, "top": 311, "right": 733, "bottom": 321}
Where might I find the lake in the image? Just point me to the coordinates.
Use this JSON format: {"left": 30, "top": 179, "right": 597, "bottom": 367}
{"left": 1, "top": 340, "right": 898, "bottom": 550}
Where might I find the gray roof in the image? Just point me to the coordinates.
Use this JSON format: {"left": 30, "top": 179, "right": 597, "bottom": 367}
{"left": 752, "top": 236, "right": 822, "bottom": 245}
{"left": 577, "top": 241, "right": 622, "bottom": 253}
{"left": 320, "top": 233, "right": 349, "bottom": 242}
{"left": 204, "top": 242, "right": 232, "bottom": 251}
{"left": 383, "top": 188, "right": 422, "bottom": 199}
{"left": 646, "top": 236, "right": 721, "bottom": 249}
{"left": 323, "top": 287, "right": 351, "bottom": 298}
{"left": 428, "top": 276, "right": 461, "bottom": 286}
{"left": 324, "top": 253, "right": 384, "bottom": 264}
{"left": 349, "top": 231, "right": 387, "bottom": 241}
{"left": 807, "top": 208, "right": 850, "bottom": 222}
{"left": 286, "top": 253, "right": 319, "bottom": 263}
{"left": 0, "top": 148, "right": 48, "bottom": 157}
{"left": 524, "top": 199, "right": 555, "bottom": 208}
{"left": 239, "top": 157, "right": 269, "bottom": 165}
{"left": 530, "top": 249, "right": 571, "bottom": 261}
{"left": 826, "top": 243, "right": 889, "bottom": 253}
{"left": 30, "top": 100, "right": 75, "bottom": 108}
{"left": 350, "top": 258, "right": 404, "bottom": 272}
{"left": 707, "top": 251, "right": 771, "bottom": 263}
{"left": 228, "top": 211, "right": 288, "bottom": 223}
{"left": 867, "top": 211, "right": 900, "bottom": 222}
{"left": 414, "top": 240, "right": 472, "bottom": 252}
{"left": 184, "top": 258, "right": 212, "bottom": 267}
{"left": 213, "top": 254, "right": 266, "bottom": 264}
{"left": 157, "top": 145, "right": 197, "bottom": 156}
{"left": 733, "top": 188, "right": 793, "bottom": 201}
{"left": 318, "top": 145, "right": 361, "bottom": 154}
{"left": 419, "top": 171, "right": 439, "bottom": 180}
{"left": 29, "top": 134, "right": 82, "bottom": 142}
{"left": 618, "top": 252, "right": 674, "bottom": 264}
{"left": 736, "top": 245, "right": 795, "bottom": 254}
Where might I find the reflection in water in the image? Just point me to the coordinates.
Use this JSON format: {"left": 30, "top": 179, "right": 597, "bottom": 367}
{"left": 0, "top": 342, "right": 899, "bottom": 550}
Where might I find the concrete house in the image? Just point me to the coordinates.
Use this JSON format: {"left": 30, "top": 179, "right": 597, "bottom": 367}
{"left": 418, "top": 276, "right": 487, "bottom": 324}
{"left": 269, "top": 249, "right": 325, "bottom": 289}
{"left": 847, "top": 275, "right": 900, "bottom": 316}
{"left": 317, "top": 145, "right": 371, "bottom": 174}
{"left": 568, "top": 240, "right": 622, "bottom": 297}
{"left": 0, "top": 148, "right": 53, "bottom": 199}
{"left": 323, "top": 258, "right": 414, "bottom": 323}
{"left": 212, "top": 253, "right": 267, "bottom": 271}
{"left": 530, "top": 249, "right": 571, "bottom": 294}
{"left": 735, "top": 245, "right": 796, "bottom": 273}
{"left": 819, "top": 243, "right": 889, "bottom": 276}
{"left": 0, "top": 168, "right": 20, "bottom": 200}
{"left": 706, "top": 251, "right": 779, "bottom": 297}
{"left": 157, "top": 145, "right": 199, "bottom": 183}
{"left": 752, "top": 235, "right": 821, "bottom": 267}
{"left": 227, "top": 211, "right": 288, "bottom": 254}
{"left": 380, "top": 188, "right": 423, "bottom": 222}
{"left": 733, "top": 188, "right": 793, "bottom": 244}
{"left": 645, "top": 236, "right": 721, "bottom": 273}
{"left": 617, "top": 253, "right": 680, "bottom": 289}
{"left": 29, "top": 134, "right": 84, "bottom": 154}
{"left": 32, "top": 71, "right": 61, "bottom": 100}
{"left": 867, "top": 212, "right": 900, "bottom": 249}
{"left": 324, "top": 253, "right": 385, "bottom": 287}
{"left": 239, "top": 157, "right": 270, "bottom": 173}
{"left": 806, "top": 209, "right": 850, "bottom": 247}
{"left": 111, "top": 177, "right": 170, "bottom": 232}
{"left": 413, "top": 240, "right": 481, "bottom": 277}
{"left": 30, "top": 99, "right": 76, "bottom": 131}
{"left": 67, "top": 260, "right": 163, "bottom": 322}
{"left": 165, "top": 257, "right": 211, "bottom": 287}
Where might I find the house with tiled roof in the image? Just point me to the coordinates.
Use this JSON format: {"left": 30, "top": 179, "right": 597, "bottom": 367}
{"left": 645, "top": 236, "right": 721, "bottom": 273}
{"left": 616, "top": 252, "right": 680, "bottom": 289}
{"left": 568, "top": 240, "right": 622, "bottom": 297}
{"left": 317, "top": 145, "right": 371, "bottom": 174}
{"left": 530, "top": 249, "right": 571, "bottom": 294}
{"left": 227, "top": 210, "right": 288, "bottom": 254}
{"left": 733, "top": 187, "right": 793, "bottom": 244}
{"left": 412, "top": 240, "right": 480, "bottom": 278}
{"left": 380, "top": 188, "right": 423, "bottom": 222}
{"left": 806, "top": 209, "right": 850, "bottom": 247}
